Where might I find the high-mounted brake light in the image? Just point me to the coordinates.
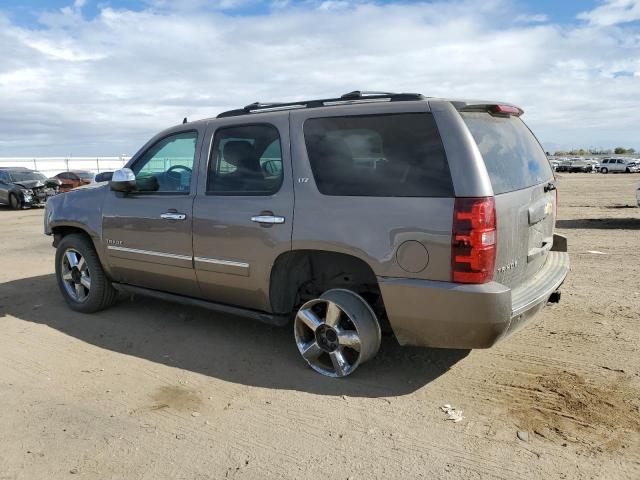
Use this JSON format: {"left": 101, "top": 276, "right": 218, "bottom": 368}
{"left": 452, "top": 197, "right": 497, "bottom": 284}
{"left": 490, "top": 104, "right": 523, "bottom": 116}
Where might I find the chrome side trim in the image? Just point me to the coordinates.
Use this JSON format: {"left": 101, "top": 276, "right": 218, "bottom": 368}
{"left": 107, "top": 245, "right": 193, "bottom": 261}
{"left": 194, "top": 256, "right": 249, "bottom": 268}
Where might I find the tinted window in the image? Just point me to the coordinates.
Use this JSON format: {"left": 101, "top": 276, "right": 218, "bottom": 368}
{"left": 132, "top": 131, "right": 197, "bottom": 193}
{"left": 207, "top": 124, "right": 283, "bottom": 195}
{"left": 461, "top": 112, "right": 553, "bottom": 194}
{"left": 304, "top": 113, "right": 452, "bottom": 197}
{"left": 617, "top": 159, "right": 624, "bottom": 164}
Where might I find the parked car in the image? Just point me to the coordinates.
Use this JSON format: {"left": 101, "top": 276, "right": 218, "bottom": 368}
{"left": 44, "top": 91, "right": 569, "bottom": 377}
{"left": 626, "top": 161, "right": 640, "bottom": 173}
{"left": 54, "top": 170, "right": 95, "bottom": 192}
{"left": 567, "top": 158, "right": 594, "bottom": 173}
{"left": 0, "top": 167, "right": 60, "bottom": 209}
{"left": 599, "top": 157, "right": 635, "bottom": 173}
{"left": 556, "top": 159, "right": 572, "bottom": 172}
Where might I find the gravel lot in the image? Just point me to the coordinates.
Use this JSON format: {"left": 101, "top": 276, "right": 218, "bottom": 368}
{"left": 1, "top": 173, "right": 639, "bottom": 479}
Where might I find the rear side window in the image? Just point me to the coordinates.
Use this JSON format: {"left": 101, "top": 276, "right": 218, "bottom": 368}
{"left": 207, "top": 124, "right": 283, "bottom": 195}
{"left": 461, "top": 112, "right": 553, "bottom": 194}
{"left": 304, "top": 113, "right": 453, "bottom": 197}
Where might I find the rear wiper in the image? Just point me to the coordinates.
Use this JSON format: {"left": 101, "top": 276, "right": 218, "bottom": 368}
{"left": 544, "top": 182, "right": 556, "bottom": 193}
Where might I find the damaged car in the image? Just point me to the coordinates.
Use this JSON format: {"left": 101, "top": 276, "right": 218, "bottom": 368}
{"left": 45, "top": 91, "right": 570, "bottom": 378}
{"left": 0, "top": 167, "right": 60, "bottom": 209}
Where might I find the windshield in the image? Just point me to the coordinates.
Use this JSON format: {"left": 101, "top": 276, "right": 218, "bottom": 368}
{"left": 9, "top": 170, "right": 47, "bottom": 182}
{"left": 77, "top": 171, "right": 95, "bottom": 180}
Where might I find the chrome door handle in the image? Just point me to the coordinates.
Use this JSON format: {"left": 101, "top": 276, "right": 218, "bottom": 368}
{"left": 251, "top": 215, "right": 285, "bottom": 224}
{"left": 160, "top": 212, "right": 186, "bottom": 220}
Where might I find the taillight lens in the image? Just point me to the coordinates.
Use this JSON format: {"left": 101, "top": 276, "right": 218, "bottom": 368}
{"left": 452, "top": 197, "right": 497, "bottom": 284}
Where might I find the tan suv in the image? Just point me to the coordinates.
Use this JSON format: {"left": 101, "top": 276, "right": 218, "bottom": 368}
{"left": 45, "top": 91, "right": 569, "bottom": 377}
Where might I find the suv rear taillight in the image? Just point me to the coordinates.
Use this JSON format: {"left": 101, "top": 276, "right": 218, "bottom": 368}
{"left": 452, "top": 197, "right": 496, "bottom": 284}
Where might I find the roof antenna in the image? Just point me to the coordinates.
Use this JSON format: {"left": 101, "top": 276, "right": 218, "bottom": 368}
{"left": 182, "top": 117, "right": 188, "bottom": 124}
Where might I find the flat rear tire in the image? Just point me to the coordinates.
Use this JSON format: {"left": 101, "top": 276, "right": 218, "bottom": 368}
{"left": 294, "top": 289, "right": 381, "bottom": 378}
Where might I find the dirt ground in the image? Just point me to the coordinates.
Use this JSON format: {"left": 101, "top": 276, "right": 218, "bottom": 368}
{"left": 1, "top": 173, "right": 639, "bottom": 480}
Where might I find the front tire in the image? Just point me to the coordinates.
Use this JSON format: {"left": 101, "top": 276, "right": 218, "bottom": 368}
{"left": 294, "top": 289, "right": 381, "bottom": 377}
{"left": 55, "top": 233, "right": 117, "bottom": 313}
{"left": 9, "top": 193, "right": 21, "bottom": 209}
{"left": 601, "top": 167, "right": 608, "bottom": 174}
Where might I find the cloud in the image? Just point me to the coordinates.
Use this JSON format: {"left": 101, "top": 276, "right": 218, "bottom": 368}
{"left": 0, "top": 0, "right": 638, "bottom": 155}
{"left": 577, "top": 0, "right": 640, "bottom": 26}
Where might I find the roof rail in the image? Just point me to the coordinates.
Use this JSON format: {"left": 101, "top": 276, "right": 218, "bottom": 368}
{"left": 216, "top": 91, "right": 425, "bottom": 118}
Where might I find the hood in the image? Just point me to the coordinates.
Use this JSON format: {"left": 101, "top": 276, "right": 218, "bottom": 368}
{"left": 13, "top": 180, "right": 45, "bottom": 189}
{"left": 71, "top": 182, "right": 107, "bottom": 192}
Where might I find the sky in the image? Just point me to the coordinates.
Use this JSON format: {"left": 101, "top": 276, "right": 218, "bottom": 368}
{"left": 0, "top": 0, "right": 638, "bottom": 156}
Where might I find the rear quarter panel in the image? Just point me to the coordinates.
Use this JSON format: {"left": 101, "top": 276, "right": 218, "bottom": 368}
{"left": 289, "top": 102, "right": 454, "bottom": 281}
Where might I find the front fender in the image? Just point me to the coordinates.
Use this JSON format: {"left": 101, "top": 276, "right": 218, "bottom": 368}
{"left": 45, "top": 184, "right": 112, "bottom": 275}
{"left": 45, "top": 184, "right": 108, "bottom": 237}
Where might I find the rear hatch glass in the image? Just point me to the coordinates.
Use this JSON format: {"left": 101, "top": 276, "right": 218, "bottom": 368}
{"left": 461, "top": 112, "right": 555, "bottom": 288}
{"left": 460, "top": 112, "right": 552, "bottom": 194}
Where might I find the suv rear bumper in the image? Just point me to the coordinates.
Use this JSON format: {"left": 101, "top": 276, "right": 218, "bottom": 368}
{"left": 378, "top": 236, "right": 569, "bottom": 349}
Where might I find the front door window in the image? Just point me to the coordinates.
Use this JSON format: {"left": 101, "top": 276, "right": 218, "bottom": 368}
{"left": 132, "top": 131, "right": 198, "bottom": 193}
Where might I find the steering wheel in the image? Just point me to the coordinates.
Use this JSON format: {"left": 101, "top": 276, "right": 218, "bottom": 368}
{"left": 166, "top": 165, "right": 192, "bottom": 175}
{"left": 164, "top": 164, "right": 192, "bottom": 190}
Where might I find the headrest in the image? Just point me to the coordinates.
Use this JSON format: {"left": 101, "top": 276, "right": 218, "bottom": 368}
{"left": 222, "top": 141, "right": 261, "bottom": 173}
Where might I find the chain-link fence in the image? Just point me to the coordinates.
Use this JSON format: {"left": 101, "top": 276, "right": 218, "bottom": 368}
{"left": 0, "top": 157, "right": 131, "bottom": 178}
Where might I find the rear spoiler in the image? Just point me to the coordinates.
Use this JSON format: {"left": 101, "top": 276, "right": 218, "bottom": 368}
{"left": 453, "top": 100, "right": 524, "bottom": 117}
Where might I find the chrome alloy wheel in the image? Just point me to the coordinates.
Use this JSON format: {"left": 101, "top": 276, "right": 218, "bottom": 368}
{"left": 60, "top": 248, "right": 91, "bottom": 302}
{"left": 294, "top": 289, "right": 381, "bottom": 378}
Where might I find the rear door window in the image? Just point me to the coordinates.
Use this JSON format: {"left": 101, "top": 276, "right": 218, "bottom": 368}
{"left": 207, "top": 124, "right": 283, "bottom": 195}
{"left": 460, "top": 112, "right": 553, "bottom": 194}
{"left": 303, "top": 113, "right": 452, "bottom": 197}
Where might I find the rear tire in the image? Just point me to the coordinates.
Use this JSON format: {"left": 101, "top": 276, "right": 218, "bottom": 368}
{"left": 9, "top": 193, "right": 21, "bottom": 209}
{"left": 55, "top": 233, "right": 117, "bottom": 313}
{"left": 294, "top": 289, "right": 381, "bottom": 377}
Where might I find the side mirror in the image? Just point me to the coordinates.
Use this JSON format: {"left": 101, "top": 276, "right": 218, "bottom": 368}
{"left": 110, "top": 168, "right": 136, "bottom": 193}
{"left": 95, "top": 171, "right": 113, "bottom": 183}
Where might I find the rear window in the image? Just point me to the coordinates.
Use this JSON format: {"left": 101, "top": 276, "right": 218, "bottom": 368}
{"left": 304, "top": 113, "right": 453, "bottom": 197}
{"left": 461, "top": 112, "right": 553, "bottom": 194}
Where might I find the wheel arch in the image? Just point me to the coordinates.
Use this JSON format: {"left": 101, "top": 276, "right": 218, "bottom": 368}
{"left": 51, "top": 224, "right": 96, "bottom": 247}
{"left": 50, "top": 223, "right": 114, "bottom": 278}
{"left": 269, "top": 249, "right": 387, "bottom": 321}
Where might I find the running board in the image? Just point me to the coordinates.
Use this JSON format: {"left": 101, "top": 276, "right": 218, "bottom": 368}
{"left": 112, "top": 283, "right": 290, "bottom": 327}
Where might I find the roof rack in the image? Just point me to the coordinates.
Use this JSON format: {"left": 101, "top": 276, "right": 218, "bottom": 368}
{"left": 216, "top": 91, "right": 425, "bottom": 118}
